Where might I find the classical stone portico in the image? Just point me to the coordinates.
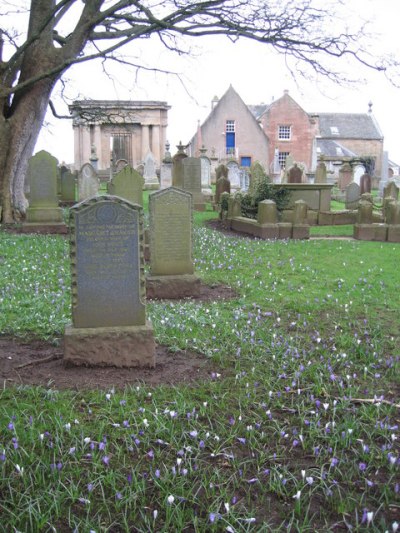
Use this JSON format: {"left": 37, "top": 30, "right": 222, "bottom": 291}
{"left": 69, "top": 100, "right": 170, "bottom": 174}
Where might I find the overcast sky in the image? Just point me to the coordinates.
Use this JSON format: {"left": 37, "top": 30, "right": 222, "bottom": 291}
{"left": 34, "top": 0, "right": 400, "bottom": 166}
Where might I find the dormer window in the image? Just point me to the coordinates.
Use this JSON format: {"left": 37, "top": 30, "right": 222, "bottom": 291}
{"left": 330, "top": 126, "right": 339, "bottom": 135}
{"left": 278, "top": 125, "right": 291, "bottom": 140}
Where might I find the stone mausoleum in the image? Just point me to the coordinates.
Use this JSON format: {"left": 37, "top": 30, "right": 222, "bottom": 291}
{"left": 69, "top": 100, "right": 170, "bottom": 173}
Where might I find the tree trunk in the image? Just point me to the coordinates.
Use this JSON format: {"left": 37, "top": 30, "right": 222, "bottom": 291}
{"left": 0, "top": 78, "right": 56, "bottom": 223}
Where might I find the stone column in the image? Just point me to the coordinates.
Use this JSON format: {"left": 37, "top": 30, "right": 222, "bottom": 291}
{"left": 141, "top": 125, "right": 150, "bottom": 161}
{"left": 151, "top": 125, "right": 161, "bottom": 164}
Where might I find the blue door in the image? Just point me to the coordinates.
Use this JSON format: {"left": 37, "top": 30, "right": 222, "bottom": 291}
{"left": 226, "top": 132, "right": 235, "bottom": 156}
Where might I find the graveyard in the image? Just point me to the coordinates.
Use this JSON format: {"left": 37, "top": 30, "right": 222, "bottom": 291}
{"left": 0, "top": 153, "right": 399, "bottom": 531}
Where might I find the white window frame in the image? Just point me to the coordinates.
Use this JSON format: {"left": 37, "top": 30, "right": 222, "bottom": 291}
{"left": 226, "top": 120, "right": 235, "bottom": 133}
{"left": 278, "top": 125, "right": 291, "bottom": 140}
{"left": 278, "top": 151, "right": 290, "bottom": 169}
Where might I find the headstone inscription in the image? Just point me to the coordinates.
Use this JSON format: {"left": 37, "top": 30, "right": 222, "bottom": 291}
{"left": 107, "top": 165, "right": 144, "bottom": 206}
{"left": 147, "top": 187, "right": 200, "bottom": 298}
{"left": 64, "top": 195, "right": 155, "bottom": 367}
{"left": 78, "top": 163, "right": 100, "bottom": 201}
{"left": 24, "top": 150, "right": 65, "bottom": 230}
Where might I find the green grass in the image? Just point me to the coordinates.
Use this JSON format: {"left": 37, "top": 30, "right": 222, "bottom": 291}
{"left": 0, "top": 207, "right": 399, "bottom": 531}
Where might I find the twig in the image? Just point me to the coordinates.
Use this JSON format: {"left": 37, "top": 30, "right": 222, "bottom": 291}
{"left": 349, "top": 397, "right": 400, "bottom": 409}
{"left": 16, "top": 354, "right": 62, "bottom": 369}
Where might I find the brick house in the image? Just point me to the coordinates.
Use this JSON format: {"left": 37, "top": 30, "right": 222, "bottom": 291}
{"left": 187, "top": 85, "right": 269, "bottom": 170}
{"left": 189, "top": 88, "right": 384, "bottom": 180}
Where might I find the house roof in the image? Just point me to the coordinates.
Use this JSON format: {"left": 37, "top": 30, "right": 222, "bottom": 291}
{"left": 316, "top": 139, "right": 357, "bottom": 158}
{"left": 248, "top": 104, "right": 269, "bottom": 120}
{"left": 317, "top": 113, "right": 383, "bottom": 140}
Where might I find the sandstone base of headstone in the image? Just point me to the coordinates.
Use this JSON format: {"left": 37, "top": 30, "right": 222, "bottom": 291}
{"left": 64, "top": 322, "right": 156, "bottom": 368}
{"left": 146, "top": 274, "right": 201, "bottom": 299}
{"left": 143, "top": 179, "right": 160, "bottom": 190}
{"left": 387, "top": 225, "right": 400, "bottom": 242}
{"left": 292, "top": 224, "right": 310, "bottom": 240}
{"left": 353, "top": 224, "right": 388, "bottom": 241}
{"left": 21, "top": 222, "right": 68, "bottom": 234}
{"left": 26, "top": 207, "right": 64, "bottom": 223}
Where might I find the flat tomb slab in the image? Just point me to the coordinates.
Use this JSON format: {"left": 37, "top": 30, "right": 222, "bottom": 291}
{"left": 64, "top": 323, "right": 155, "bottom": 368}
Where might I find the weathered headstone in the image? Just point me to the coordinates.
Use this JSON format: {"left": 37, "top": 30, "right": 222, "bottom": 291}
{"left": 107, "top": 165, "right": 144, "bottom": 206}
{"left": 288, "top": 164, "right": 303, "bottom": 184}
{"left": 379, "top": 150, "right": 390, "bottom": 196}
{"left": 215, "top": 176, "right": 231, "bottom": 204}
{"left": 172, "top": 142, "right": 188, "bottom": 189}
{"left": 387, "top": 200, "right": 400, "bottom": 242}
{"left": 60, "top": 165, "right": 76, "bottom": 203}
{"left": 239, "top": 168, "right": 250, "bottom": 191}
{"left": 78, "top": 163, "right": 100, "bottom": 201}
{"left": 339, "top": 162, "right": 353, "bottom": 190}
{"left": 64, "top": 195, "right": 155, "bottom": 367}
{"left": 383, "top": 181, "right": 399, "bottom": 200}
{"left": 257, "top": 200, "right": 279, "bottom": 239}
{"left": 315, "top": 160, "right": 327, "bottom": 184}
{"left": 146, "top": 187, "right": 199, "bottom": 298}
{"left": 292, "top": 199, "right": 309, "bottom": 239}
{"left": 200, "top": 155, "right": 212, "bottom": 197}
{"left": 345, "top": 182, "right": 360, "bottom": 210}
{"left": 143, "top": 151, "right": 159, "bottom": 190}
{"left": 215, "top": 164, "right": 228, "bottom": 180}
{"left": 24, "top": 150, "right": 65, "bottom": 232}
{"left": 182, "top": 157, "right": 205, "bottom": 210}
{"left": 249, "top": 161, "right": 266, "bottom": 193}
{"left": 227, "top": 160, "right": 241, "bottom": 189}
{"left": 115, "top": 159, "right": 128, "bottom": 173}
{"left": 360, "top": 173, "right": 372, "bottom": 195}
{"left": 353, "top": 164, "right": 365, "bottom": 185}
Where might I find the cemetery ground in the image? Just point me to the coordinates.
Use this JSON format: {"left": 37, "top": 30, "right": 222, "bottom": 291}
{"left": 0, "top": 206, "right": 399, "bottom": 532}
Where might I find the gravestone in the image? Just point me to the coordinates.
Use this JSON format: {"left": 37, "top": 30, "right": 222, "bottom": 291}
{"left": 360, "top": 173, "right": 372, "bottom": 194}
{"left": 143, "top": 151, "right": 159, "bottom": 190}
{"left": 215, "top": 176, "right": 231, "bottom": 204}
{"left": 78, "top": 163, "right": 100, "bottom": 201}
{"left": 23, "top": 150, "right": 66, "bottom": 233}
{"left": 160, "top": 141, "right": 173, "bottom": 189}
{"left": 249, "top": 161, "right": 266, "bottom": 193}
{"left": 339, "top": 163, "right": 353, "bottom": 190}
{"left": 315, "top": 160, "right": 327, "bottom": 184}
{"left": 383, "top": 181, "right": 399, "bottom": 200}
{"left": 172, "top": 142, "right": 188, "bottom": 188}
{"left": 215, "top": 164, "right": 228, "bottom": 180}
{"left": 292, "top": 199, "right": 310, "bottom": 239}
{"left": 115, "top": 159, "right": 128, "bottom": 173}
{"left": 379, "top": 151, "right": 390, "bottom": 196}
{"left": 288, "top": 164, "right": 302, "bottom": 184}
{"left": 147, "top": 188, "right": 200, "bottom": 299}
{"left": 257, "top": 200, "right": 279, "bottom": 239}
{"left": 64, "top": 195, "right": 155, "bottom": 367}
{"left": 200, "top": 155, "right": 212, "bottom": 197}
{"left": 60, "top": 165, "right": 76, "bottom": 203}
{"left": 239, "top": 168, "right": 250, "bottom": 191}
{"left": 345, "top": 182, "right": 360, "bottom": 210}
{"left": 182, "top": 157, "right": 205, "bottom": 210}
{"left": 227, "top": 160, "right": 241, "bottom": 189}
{"left": 387, "top": 200, "right": 400, "bottom": 242}
{"left": 107, "top": 165, "right": 144, "bottom": 206}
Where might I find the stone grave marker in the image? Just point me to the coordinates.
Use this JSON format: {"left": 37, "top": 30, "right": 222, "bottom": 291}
{"left": 215, "top": 164, "right": 228, "bottom": 180}
{"left": 24, "top": 150, "right": 65, "bottom": 232}
{"left": 200, "top": 155, "right": 212, "bottom": 197}
{"left": 227, "top": 160, "right": 241, "bottom": 189}
{"left": 383, "top": 181, "right": 399, "bottom": 200}
{"left": 182, "top": 157, "right": 205, "bottom": 210}
{"left": 107, "top": 165, "right": 144, "bottom": 206}
{"left": 288, "top": 164, "right": 303, "bottom": 183}
{"left": 147, "top": 187, "right": 199, "bottom": 298}
{"left": 143, "top": 151, "right": 159, "bottom": 190}
{"left": 64, "top": 195, "right": 155, "bottom": 367}
{"left": 353, "top": 165, "right": 365, "bottom": 185}
{"left": 339, "top": 162, "right": 353, "bottom": 190}
{"left": 60, "top": 165, "right": 76, "bottom": 203}
{"left": 78, "top": 163, "right": 100, "bottom": 201}
{"left": 239, "top": 168, "right": 250, "bottom": 191}
{"left": 315, "top": 160, "right": 327, "bottom": 184}
{"left": 360, "top": 173, "right": 372, "bottom": 194}
{"left": 215, "top": 176, "right": 231, "bottom": 204}
{"left": 115, "top": 159, "right": 128, "bottom": 173}
{"left": 345, "top": 182, "right": 360, "bottom": 209}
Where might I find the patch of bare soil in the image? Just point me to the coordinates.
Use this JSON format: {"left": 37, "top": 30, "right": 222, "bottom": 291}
{"left": 0, "top": 282, "right": 236, "bottom": 390}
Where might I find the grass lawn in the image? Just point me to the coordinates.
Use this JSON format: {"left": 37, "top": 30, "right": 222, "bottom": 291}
{"left": 0, "top": 206, "right": 399, "bottom": 531}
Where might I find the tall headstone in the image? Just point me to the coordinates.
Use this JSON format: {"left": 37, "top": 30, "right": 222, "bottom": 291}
{"left": 239, "top": 168, "right": 250, "bottom": 191}
{"left": 383, "top": 181, "right": 399, "bottom": 201}
{"left": 182, "top": 157, "right": 205, "bottom": 210}
{"left": 64, "top": 195, "right": 155, "bottom": 367}
{"left": 315, "top": 160, "right": 327, "bottom": 184}
{"left": 24, "top": 150, "right": 65, "bottom": 232}
{"left": 227, "top": 160, "right": 241, "bottom": 190}
{"left": 160, "top": 141, "right": 173, "bottom": 189}
{"left": 107, "top": 165, "right": 144, "bottom": 206}
{"left": 387, "top": 200, "right": 400, "bottom": 242}
{"left": 200, "top": 155, "right": 212, "bottom": 197}
{"left": 215, "top": 164, "right": 228, "bottom": 180}
{"left": 339, "top": 162, "right": 353, "bottom": 190}
{"left": 143, "top": 151, "right": 159, "bottom": 190}
{"left": 215, "top": 176, "right": 231, "bottom": 204}
{"left": 353, "top": 165, "right": 365, "bottom": 185}
{"left": 78, "top": 163, "right": 100, "bottom": 201}
{"left": 115, "top": 159, "right": 128, "bottom": 173}
{"left": 292, "top": 199, "right": 310, "bottom": 240}
{"left": 60, "top": 165, "right": 76, "bottom": 203}
{"left": 172, "top": 142, "right": 188, "bottom": 189}
{"left": 345, "top": 182, "right": 360, "bottom": 210}
{"left": 249, "top": 161, "right": 266, "bottom": 193}
{"left": 360, "top": 173, "right": 372, "bottom": 194}
{"left": 147, "top": 187, "right": 200, "bottom": 298}
{"left": 379, "top": 150, "right": 390, "bottom": 196}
